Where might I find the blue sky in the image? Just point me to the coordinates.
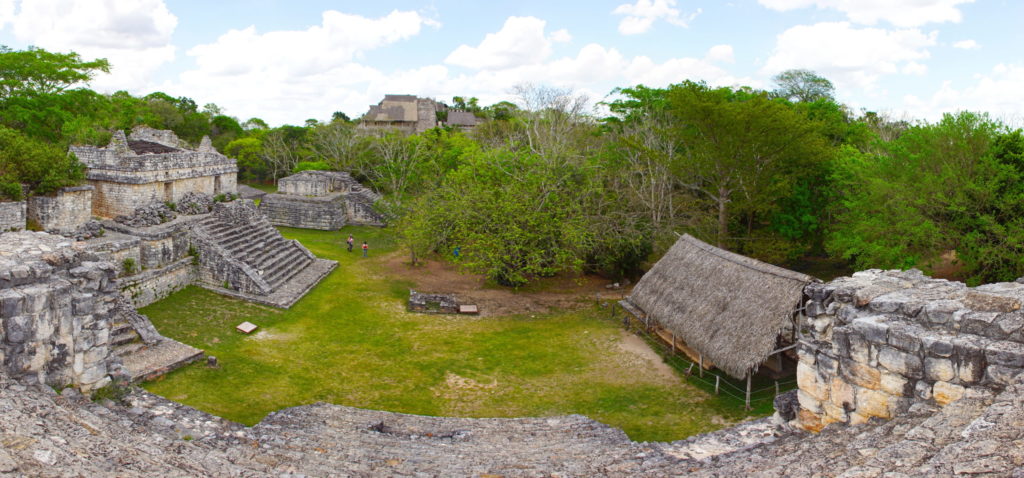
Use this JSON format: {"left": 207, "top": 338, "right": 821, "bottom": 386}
{"left": 1, "top": 0, "right": 1022, "bottom": 126}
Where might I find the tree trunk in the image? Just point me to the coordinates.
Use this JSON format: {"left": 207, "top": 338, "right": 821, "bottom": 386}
{"left": 717, "top": 188, "right": 729, "bottom": 249}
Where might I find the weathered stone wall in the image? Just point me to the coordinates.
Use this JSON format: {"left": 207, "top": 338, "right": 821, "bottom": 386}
{"left": 796, "top": 269, "right": 1024, "bottom": 431}
{"left": 118, "top": 257, "right": 196, "bottom": 307}
{"left": 26, "top": 186, "right": 93, "bottom": 234}
{"left": 0, "top": 231, "right": 117, "bottom": 392}
{"left": 0, "top": 201, "right": 25, "bottom": 231}
{"left": 259, "top": 193, "right": 346, "bottom": 230}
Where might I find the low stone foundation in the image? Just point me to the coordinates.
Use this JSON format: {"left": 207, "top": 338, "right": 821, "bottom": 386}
{"left": 796, "top": 269, "right": 1024, "bottom": 431}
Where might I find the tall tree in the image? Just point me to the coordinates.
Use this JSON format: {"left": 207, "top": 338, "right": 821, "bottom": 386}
{"left": 772, "top": 69, "right": 836, "bottom": 103}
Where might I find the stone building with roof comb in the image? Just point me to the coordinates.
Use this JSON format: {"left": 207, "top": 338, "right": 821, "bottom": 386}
{"left": 70, "top": 125, "right": 238, "bottom": 218}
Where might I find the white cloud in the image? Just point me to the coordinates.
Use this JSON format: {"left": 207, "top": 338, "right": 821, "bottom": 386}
{"left": 757, "top": 0, "right": 975, "bottom": 28}
{"left": 444, "top": 16, "right": 563, "bottom": 70}
{"left": 902, "top": 63, "right": 1024, "bottom": 125}
{"left": 0, "top": 0, "right": 14, "bottom": 27}
{"left": 1, "top": 0, "right": 178, "bottom": 91}
{"left": 612, "top": 0, "right": 701, "bottom": 35}
{"left": 165, "top": 9, "right": 439, "bottom": 125}
{"left": 706, "top": 44, "right": 735, "bottom": 63}
{"left": 550, "top": 28, "right": 572, "bottom": 43}
{"left": 762, "top": 22, "right": 937, "bottom": 92}
{"left": 953, "top": 39, "right": 980, "bottom": 50}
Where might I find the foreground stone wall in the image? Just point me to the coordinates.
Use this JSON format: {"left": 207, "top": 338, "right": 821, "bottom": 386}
{"left": 797, "top": 269, "right": 1024, "bottom": 431}
{"left": 0, "top": 231, "right": 117, "bottom": 392}
{"left": 26, "top": 186, "right": 93, "bottom": 234}
{"left": 0, "top": 201, "right": 25, "bottom": 231}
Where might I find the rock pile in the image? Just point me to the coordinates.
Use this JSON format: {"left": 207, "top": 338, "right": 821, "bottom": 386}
{"left": 175, "top": 192, "right": 214, "bottom": 215}
{"left": 114, "top": 202, "right": 176, "bottom": 227}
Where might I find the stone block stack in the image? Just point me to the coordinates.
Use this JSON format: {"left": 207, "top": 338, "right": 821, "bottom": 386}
{"left": 0, "top": 231, "right": 117, "bottom": 392}
{"left": 797, "top": 269, "right": 1024, "bottom": 431}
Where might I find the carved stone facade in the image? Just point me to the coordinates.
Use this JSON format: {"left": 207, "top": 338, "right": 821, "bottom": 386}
{"left": 70, "top": 126, "right": 237, "bottom": 219}
{"left": 795, "top": 269, "right": 1024, "bottom": 432}
{"left": 259, "top": 171, "right": 384, "bottom": 230}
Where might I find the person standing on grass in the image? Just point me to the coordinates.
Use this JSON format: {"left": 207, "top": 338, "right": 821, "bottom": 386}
{"left": 362, "top": 241, "right": 368, "bottom": 257}
{"left": 346, "top": 234, "right": 354, "bottom": 252}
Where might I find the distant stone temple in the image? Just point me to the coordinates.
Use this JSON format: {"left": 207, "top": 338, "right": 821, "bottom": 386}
{"left": 71, "top": 126, "right": 238, "bottom": 218}
{"left": 259, "top": 170, "right": 384, "bottom": 230}
{"left": 360, "top": 94, "right": 481, "bottom": 134}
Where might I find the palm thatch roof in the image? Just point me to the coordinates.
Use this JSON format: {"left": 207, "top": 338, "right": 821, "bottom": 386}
{"left": 624, "top": 234, "right": 818, "bottom": 379}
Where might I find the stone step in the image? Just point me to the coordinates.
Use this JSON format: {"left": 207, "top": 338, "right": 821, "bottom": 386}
{"left": 119, "top": 339, "right": 204, "bottom": 383}
{"left": 113, "top": 341, "right": 146, "bottom": 357}
{"left": 111, "top": 327, "right": 141, "bottom": 347}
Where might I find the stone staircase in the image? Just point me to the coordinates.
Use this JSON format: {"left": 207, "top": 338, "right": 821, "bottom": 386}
{"left": 195, "top": 214, "right": 312, "bottom": 291}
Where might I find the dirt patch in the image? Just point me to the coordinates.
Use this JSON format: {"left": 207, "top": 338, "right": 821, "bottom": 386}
{"left": 616, "top": 330, "right": 680, "bottom": 384}
{"left": 381, "top": 252, "right": 630, "bottom": 316}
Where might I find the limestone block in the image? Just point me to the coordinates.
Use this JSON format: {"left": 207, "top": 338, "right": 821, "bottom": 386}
{"left": 840, "top": 358, "right": 882, "bottom": 390}
{"left": 798, "top": 361, "right": 829, "bottom": 402}
{"left": 914, "top": 380, "right": 933, "bottom": 400}
{"left": 880, "top": 372, "right": 913, "bottom": 397}
{"left": 829, "top": 377, "right": 856, "bottom": 409}
{"left": 851, "top": 316, "right": 889, "bottom": 344}
{"left": 923, "top": 300, "right": 963, "bottom": 326}
{"left": 797, "top": 389, "right": 823, "bottom": 414}
{"left": 924, "top": 357, "right": 957, "bottom": 382}
{"left": 932, "top": 381, "right": 966, "bottom": 406}
{"left": 922, "top": 333, "right": 954, "bottom": 357}
{"left": 797, "top": 409, "right": 825, "bottom": 433}
{"left": 984, "top": 340, "right": 1024, "bottom": 368}
{"left": 855, "top": 387, "right": 894, "bottom": 419}
{"left": 984, "top": 364, "right": 1022, "bottom": 386}
{"left": 887, "top": 322, "right": 923, "bottom": 353}
{"left": 877, "top": 346, "right": 924, "bottom": 379}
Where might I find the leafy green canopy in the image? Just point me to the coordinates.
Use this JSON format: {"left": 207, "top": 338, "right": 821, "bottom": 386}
{"left": 0, "top": 127, "right": 84, "bottom": 200}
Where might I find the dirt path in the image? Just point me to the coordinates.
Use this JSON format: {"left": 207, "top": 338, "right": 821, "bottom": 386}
{"left": 617, "top": 330, "right": 680, "bottom": 384}
{"left": 381, "top": 251, "right": 631, "bottom": 317}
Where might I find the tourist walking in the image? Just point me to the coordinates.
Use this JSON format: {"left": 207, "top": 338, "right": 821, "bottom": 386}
{"left": 346, "top": 234, "right": 354, "bottom": 252}
{"left": 362, "top": 241, "right": 368, "bottom": 257}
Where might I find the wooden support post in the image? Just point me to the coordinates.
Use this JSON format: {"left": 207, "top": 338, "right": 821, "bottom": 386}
{"left": 699, "top": 354, "right": 704, "bottom": 378}
{"left": 745, "top": 373, "right": 752, "bottom": 410}
{"left": 715, "top": 375, "right": 720, "bottom": 395}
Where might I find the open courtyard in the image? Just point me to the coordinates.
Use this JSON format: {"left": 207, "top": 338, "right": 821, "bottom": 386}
{"left": 140, "top": 225, "right": 759, "bottom": 442}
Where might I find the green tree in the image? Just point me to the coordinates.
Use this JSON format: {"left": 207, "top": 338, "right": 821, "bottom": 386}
{"left": 0, "top": 127, "right": 84, "bottom": 198}
{"left": 0, "top": 46, "right": 110, "bottom": 100}
{"left": 771, "top": 69, "right": 836, "bottom": 103}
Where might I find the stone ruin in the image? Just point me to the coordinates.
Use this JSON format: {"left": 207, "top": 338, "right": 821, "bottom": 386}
{"left": 408, "top": 289, "right": 460, "bottom": 314}
{"left": 1, "top": 229, "right": 1024, "bottom": 474}
{"left": 258, "top": 170, "right": 384, "bottom": 230}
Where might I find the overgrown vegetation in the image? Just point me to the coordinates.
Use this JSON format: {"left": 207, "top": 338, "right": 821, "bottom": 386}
{"left": 141, "top": 227, "right": 752, "bottom": 442}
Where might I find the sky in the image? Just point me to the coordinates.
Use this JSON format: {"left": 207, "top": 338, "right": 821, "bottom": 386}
{"left": 0, "top": 0, "right": 1022, "bottom": 126}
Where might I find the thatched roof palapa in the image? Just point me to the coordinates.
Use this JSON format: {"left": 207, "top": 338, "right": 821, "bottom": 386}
{"left": 625, "top": 234, "right": 818, "bottom": 379}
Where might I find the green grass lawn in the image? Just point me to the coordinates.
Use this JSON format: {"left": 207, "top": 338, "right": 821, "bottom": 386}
{"left": 141, "top": 226, "right": 759, "bottom": 442}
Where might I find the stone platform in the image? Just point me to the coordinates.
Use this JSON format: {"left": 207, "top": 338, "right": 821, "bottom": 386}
{"left": 201, "top": 257, "right": 337, "bottom": 308}
{"left": 119, "top": 339, "right": 203, "bottom": 383}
